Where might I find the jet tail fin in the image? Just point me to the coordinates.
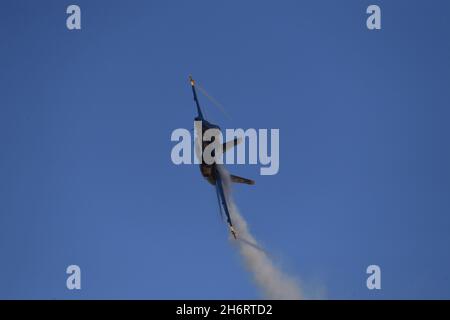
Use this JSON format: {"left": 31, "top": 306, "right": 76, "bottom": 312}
{"left": 230, "top": 174, "right": 255, "bottom": 185}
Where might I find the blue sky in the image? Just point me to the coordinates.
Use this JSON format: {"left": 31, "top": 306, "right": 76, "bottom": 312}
{"left": 1, "top": 0, "right": 449, "bottom": 299}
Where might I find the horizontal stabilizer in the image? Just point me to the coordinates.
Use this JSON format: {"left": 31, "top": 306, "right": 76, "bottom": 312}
{"left": 231, "top": 174, "right": 255, "bottom": 185}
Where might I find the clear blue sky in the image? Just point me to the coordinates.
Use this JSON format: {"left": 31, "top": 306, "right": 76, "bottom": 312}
{"left": 1, "top": 0, "right": 449, "bottom": 299}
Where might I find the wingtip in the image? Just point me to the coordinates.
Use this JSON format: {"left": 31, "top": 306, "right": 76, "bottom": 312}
{"left": 230, "top": 226, "right": 237, "bottom": 240}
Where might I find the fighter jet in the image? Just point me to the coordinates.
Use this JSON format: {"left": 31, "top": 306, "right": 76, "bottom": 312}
{"left": 189, "top": 76, "right": 254, "bottom": 239}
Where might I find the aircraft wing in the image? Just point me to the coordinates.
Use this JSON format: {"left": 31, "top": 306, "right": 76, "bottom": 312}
{"left": 215, "top": 168, "right": 237, "bottom": 239}
{"left": 222, "top": 137, "right": 242, "bottom": 153}
{"left": 215, "top": 183, "right": 225, "bottom": 221}
{"left": 230, "top": 174, "right": 255, "bottom": 185}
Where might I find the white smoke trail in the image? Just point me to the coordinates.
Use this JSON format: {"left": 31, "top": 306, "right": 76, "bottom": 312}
{"left": 217, "top": 165, "right": 303, "bottom": 300}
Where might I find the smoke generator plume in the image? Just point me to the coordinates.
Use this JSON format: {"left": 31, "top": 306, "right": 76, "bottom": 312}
{"left": 217, "top": 165, "right": 303, "bottom": 300}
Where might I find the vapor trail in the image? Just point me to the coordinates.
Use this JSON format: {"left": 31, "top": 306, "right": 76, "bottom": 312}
{"left": 217, "top": 165, "right": 302, "bottom": 300}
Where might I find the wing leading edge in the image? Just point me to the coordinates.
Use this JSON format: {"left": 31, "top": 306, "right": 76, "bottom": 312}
{"left": 215, "top": 168, "right": 237, "bottom": 239}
